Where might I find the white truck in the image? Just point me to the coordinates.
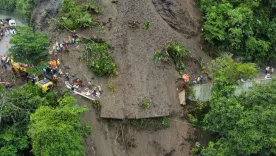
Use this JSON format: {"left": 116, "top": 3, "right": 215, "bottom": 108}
{"left": 9, "top": 19, "right": 16, "bottom": 27}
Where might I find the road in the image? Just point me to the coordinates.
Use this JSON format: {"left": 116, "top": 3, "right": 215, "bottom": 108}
{"left": 0, "top": 11, "right": 26, "bottom": 56}
{"left": 0, "top": 35, "right": 12, "bottom": 56}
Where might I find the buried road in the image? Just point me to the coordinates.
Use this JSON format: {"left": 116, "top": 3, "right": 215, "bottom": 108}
{"left": 0, "top": 11, "right": 26, "bottom": 56}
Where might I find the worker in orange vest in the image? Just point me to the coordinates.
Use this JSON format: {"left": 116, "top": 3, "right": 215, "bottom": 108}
{"left": 182, "top": 74, "right": 189, "bottom": 82}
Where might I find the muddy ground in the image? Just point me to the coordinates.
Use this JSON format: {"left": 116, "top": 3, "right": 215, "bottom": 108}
{"left": 33, "top": 0, "right": 212, "bottom": 155}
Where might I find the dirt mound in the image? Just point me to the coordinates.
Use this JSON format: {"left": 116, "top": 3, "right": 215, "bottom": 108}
{"left": 152, "top": 0, "right": 201, "bottom": 38}
{"left": 31, "top": 0, "right": 62, "bottom": 30}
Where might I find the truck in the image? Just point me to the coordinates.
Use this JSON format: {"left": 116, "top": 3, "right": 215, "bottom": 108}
{"left": 9, "top": 19, "right": 16, "bottom": 27}
{"left": 11, "top": 59, "right": 56, "bottom": 93}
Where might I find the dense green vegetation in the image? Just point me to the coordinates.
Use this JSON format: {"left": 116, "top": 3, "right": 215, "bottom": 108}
{"left": 60, "top": 0, "right": 100, "bottom": 30}
{"left": 28, "top": 95, "right": 91, "bottom": 156}
{"left": 0, "top": 84, "right": 91, "bottom": 155}
{"left": 209, "top": 54, "right": 257, "bottom": 98}
{"left": 0, "top": 84, "right": 44, "bottom": 155}
{"left": 199, "top": 80, "right": 276, "bottom": 155}
{"left": 201, "top": 0, "right": 276, "bottom": 63}
{"left": 84, "top": 42, "right": 118, "bottom": 77}
{"left": 0, "top": 0, "right": 36, "bottom": 20}
{"left": 10, "top": 26, "right": 49, "bottom": 67}
{"left": 153, "top": 41, "right": 189, "bottom": 74}
{"left": 189, "top": 55, "right": 276, "bottom": 155}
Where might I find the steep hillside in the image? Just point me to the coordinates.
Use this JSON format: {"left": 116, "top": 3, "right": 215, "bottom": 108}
{"left": 29, "top": 0, "right": 210, "bottom": 155}
{"left": 95, "top": 0, "right": 209, "bottom": 119}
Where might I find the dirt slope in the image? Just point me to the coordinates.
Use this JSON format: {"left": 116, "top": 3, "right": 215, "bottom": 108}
{"left": 31, "top": 0, "right": 62, "bottom": 30}
{"left": 96, "top": 0, "right": 209, "bottom": 119}
{"left": 33, "top": 0, "right": 211, "bottom": 155}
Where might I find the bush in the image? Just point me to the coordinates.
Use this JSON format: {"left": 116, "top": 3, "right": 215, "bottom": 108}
{"left": 84, "top": 42, "right": 118, "bottom": 77}
{"left": 153, "top": 41, "right": 189, "bottom": 73}
{"left": 144, "top": 19, "right": 152, "bottom": 30}
{"left": 108, "top": 82, "right": 116, "bottom": 93}
{"left": 141, "top": 99, "right": 151, "bottom": 109}
{"left": 161, "top": 117, "right": 169, "bottom": 128}
{"left": 128, "top": 117, "right": 169, "bottom": 130}
{"left": 60, "top": 0, "right": 100, "bottom": 30}
{"left": 91, "top": 100, "right": 101, "bottom": 115}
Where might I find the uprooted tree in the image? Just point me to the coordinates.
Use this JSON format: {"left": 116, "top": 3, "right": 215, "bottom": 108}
{"left": 153, "top": 41, "right": 189, "bottom": 74}
{"left": 84, "top": 42, "right": 118, "bottom": 77}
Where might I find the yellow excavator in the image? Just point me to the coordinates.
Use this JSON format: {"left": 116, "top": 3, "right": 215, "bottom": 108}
{"left": 11, "top": 59, "right": 55, "bottom": 93}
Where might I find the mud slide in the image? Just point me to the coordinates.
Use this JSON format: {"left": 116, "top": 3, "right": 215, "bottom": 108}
{"left": 40, "top": 0, "right": 210, "bottom": 155}
{"left": 99, "top": 0, "right": 208, "bottom": 119}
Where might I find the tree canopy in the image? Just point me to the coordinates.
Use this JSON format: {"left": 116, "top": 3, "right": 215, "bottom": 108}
{"left": 209, "top": 54, "right": 257, "bottom": 97}
{"left": 10, "top": 26, "right": 49, "bottom": 66}
{"left": 0, "top": 84, "right": 91, "bottom": 155}
{"left": 201, "top": 0, "right": 276, "bottom": 63}
{"left": 0, "top": 0, "right": 36, "bottom": 19}
{"left": 0, "top": 84, "right": 47, "bottom": 155}
{"left": 201, "top": 80, "right": 276, "bottom": 155}
{"left": 28, "top": 95, "right": 91, "bottom": 156}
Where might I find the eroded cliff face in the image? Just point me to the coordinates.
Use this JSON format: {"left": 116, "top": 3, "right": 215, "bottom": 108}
{"left": 152, "top": 0, "right": 201, "bottom": 38}
{"left": 31, "top": 0, "right": 62, "bottom": 30}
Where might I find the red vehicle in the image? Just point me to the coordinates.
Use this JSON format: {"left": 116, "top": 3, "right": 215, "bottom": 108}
{"left": 0, "top": 82, "right": 12, "bottom": 88}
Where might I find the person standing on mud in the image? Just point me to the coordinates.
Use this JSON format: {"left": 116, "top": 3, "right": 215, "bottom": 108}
{"left": 2, "top": 62, "right": 7, "bottom": 71}
{"left": 42, "top": 68, "right": 46, "bottom": 76}
{"left": 68, "top": 35, "right": 71, "bottom": 44}
{"left": 271, "top": 67, "right": 274, "bottom": 74}
{"left": 57, "top": 59, "right": 60, "bottom": 67}
{"left": 265, "top": 66, "right": 270, "bottom": 75}
{"left": 60, "top": 43, "right": 63, "bottom": 51}
{"left": 54, "top": 50, "right": 57, "bottom": 57}
{"left": 58, "top": 69, "right": 63, "bottom": 77}
{"left": 5, "top": 82, "right": 9, "bottom": 89}
{"left": 65, "top": 73, "right": 70, "bottom": 81}
{"left": 72, "top": 30, "right": 77, "bottom": 39}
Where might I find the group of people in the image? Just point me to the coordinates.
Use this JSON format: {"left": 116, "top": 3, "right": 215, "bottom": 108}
{"left": 0, "top": 27, "right": 16, "bottom": 41}
{"left": 265, "top": 66, "right": 274, "bottom": 75}
{"left": 192, "top": 75, "right": 205, "bottom": 84}
{"left": 41, "top": 59, "right": 63, "bottom": 82}
{"left": 50, "top": 30, "right": 78, "bottom": 57}
{"left": 180, "top": 74, "right": 205, "bottom": 84}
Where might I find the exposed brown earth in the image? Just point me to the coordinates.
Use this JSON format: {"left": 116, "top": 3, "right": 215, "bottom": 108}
{"left": 32, "top": 0, "right": 211, "bottom": 155}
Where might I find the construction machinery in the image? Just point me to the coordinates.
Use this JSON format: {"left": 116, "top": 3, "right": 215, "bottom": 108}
{"left": 36, "top": 78, "right": 54, "bottom": 93}
{"left": 11, "top": 59, "right": 29, "bottom": 78}
{"left": 11, "top": 59, "right": 56, "bottom": 93}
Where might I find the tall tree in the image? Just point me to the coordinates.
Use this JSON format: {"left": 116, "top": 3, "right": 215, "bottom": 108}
{"left": 200, "top": 80, "right": 276, "bottom": 155}
{"left": 28, "top": 95, "right": 92, "bottom": 156}
{"left": 209, "top": 54, "right": 257, "bottom": 98}
{"left": 0, "top": 84, "right": 49, "bottom": 155}
{"left": 10, "top": 26, "right": 49, "bottom": 66}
